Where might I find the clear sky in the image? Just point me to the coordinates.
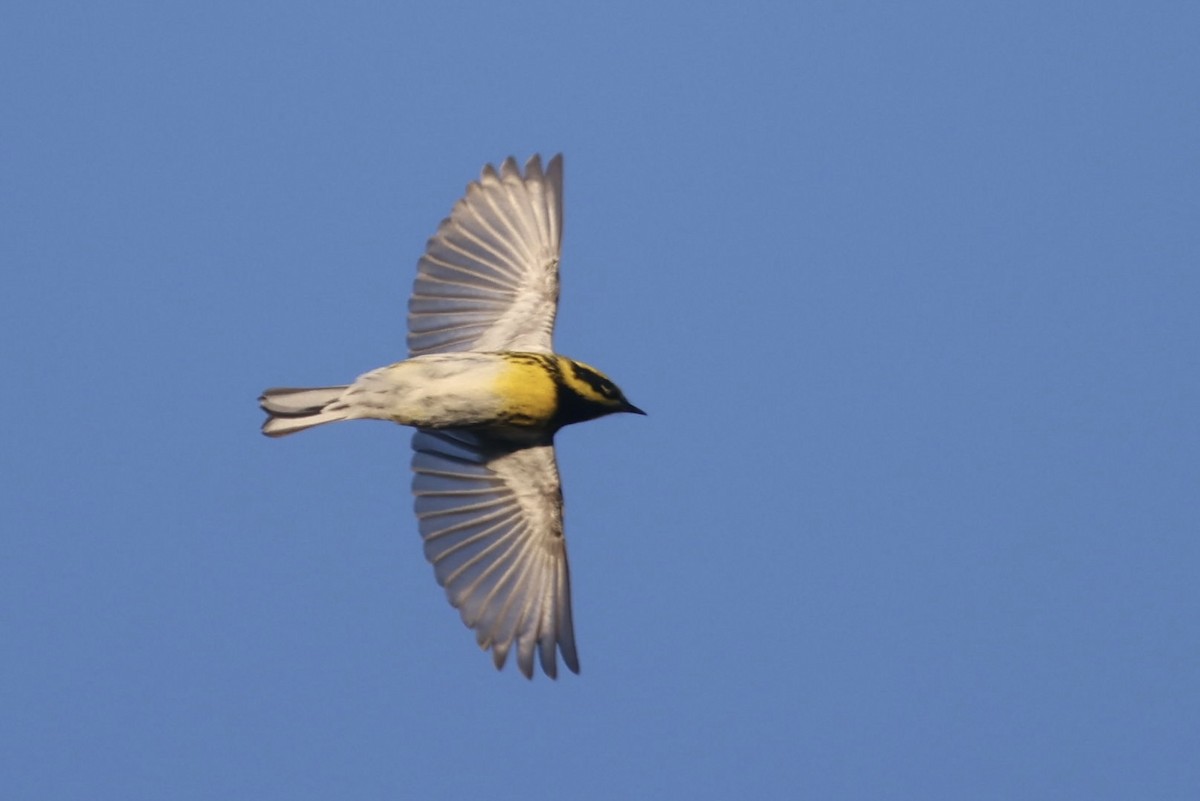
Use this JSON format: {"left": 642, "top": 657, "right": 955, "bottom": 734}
{"left": 3, "top": 2, "right": 1197, "bottom": 798}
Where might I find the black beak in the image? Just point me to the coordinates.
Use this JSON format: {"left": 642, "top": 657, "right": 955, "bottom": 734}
{"left": 623, "top": 401, "right": 647, "bottom": 416}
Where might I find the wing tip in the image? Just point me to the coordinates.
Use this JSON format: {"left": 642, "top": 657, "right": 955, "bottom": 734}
{"left": 478, "top": 153, "right": 563, "bottom": 184}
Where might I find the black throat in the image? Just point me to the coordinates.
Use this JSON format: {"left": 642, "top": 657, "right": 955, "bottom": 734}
{"left": 551, "top": 384, "right": 613, "bottom": 431}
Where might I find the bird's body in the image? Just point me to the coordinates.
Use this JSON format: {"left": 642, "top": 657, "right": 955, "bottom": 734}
{"left": 262, "top": 351, "right": 630, "bottom": 442}
{"left": 259, "top": 155, "right": 641, "bottom": 678}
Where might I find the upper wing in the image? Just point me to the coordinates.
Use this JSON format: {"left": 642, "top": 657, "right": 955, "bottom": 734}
{"left": 411, "top": 429, "right": 578, "bottom": 678}
{"left": 407, "top": 155, "right": 563, "bottom": 357}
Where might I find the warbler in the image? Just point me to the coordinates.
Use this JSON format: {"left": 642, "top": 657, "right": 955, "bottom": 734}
{"left": 259, "top": 155, "right": 642, "bottom": 678}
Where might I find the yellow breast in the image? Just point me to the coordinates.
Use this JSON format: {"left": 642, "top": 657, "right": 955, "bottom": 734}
{"left": 491, "top": 355, "right": 559, "bottom": 427}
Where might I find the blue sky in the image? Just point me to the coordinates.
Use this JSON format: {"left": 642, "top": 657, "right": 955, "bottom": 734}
{"left": 3, "top": 2, "right": 1197, "bottom": 798}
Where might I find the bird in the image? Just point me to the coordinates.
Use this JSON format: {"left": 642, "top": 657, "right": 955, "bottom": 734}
{"left": 259, "top": 154, "right": 643, "bottom": 678}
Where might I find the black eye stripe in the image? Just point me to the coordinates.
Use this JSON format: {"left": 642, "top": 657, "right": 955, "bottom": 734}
{"left": 571, "top": 363, "right": 618, "bottom": 398}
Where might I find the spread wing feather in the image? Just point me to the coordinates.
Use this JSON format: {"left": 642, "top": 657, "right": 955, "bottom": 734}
{"left": 407, "top": 155, "right": 563, "bottom": 356}
{"left": 411, "top": 429, "right": 578, "bottom": 678}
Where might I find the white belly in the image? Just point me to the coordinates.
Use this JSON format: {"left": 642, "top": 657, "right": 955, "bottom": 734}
{"left": 338, "top": 353, "right": 510, "bottom": 428}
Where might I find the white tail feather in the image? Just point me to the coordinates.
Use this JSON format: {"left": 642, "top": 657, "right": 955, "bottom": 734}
{"left": 259, "top": 386, "right": 350, "bottom": 437}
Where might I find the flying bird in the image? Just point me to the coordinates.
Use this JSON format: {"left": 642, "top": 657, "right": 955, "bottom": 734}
{"left": 259, "top": 155, "right": 642, "bottom": 678}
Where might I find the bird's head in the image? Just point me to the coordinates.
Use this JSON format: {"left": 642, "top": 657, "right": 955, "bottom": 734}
{"left": 554, "top": 356, "right": 645, "bottom": 427}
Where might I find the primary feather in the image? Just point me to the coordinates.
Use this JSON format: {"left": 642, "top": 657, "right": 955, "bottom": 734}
{"left": 412, "top": 430, "right": 577, "bottom": 679}
{"left": 408, "top": 155, "right": 562, "bottom": 356}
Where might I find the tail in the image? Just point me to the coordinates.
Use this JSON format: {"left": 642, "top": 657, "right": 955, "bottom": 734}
{"left": 259, "top": 386, "right": 351, "bottom": 437}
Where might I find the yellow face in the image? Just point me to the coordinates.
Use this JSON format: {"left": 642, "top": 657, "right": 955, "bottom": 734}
{"left": 490, "top": 352, "right": 643, "bottom": 432}
{"left": 556, "top": 357, "right": 644, "bottom": 418}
